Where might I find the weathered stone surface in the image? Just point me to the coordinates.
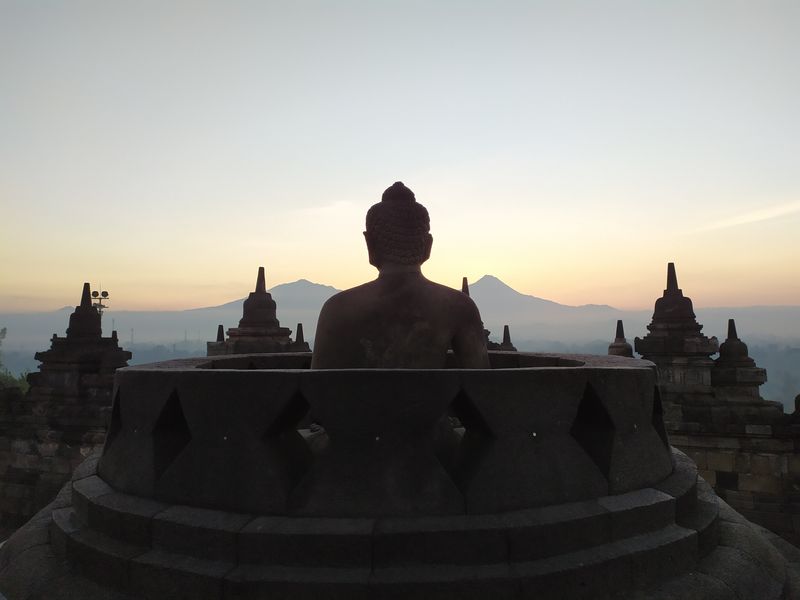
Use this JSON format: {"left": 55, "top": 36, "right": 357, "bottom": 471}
{"left": 154, "top": 372, "right": 310, "bottom": 514}
{"left": 152, "top": 505, "right": 253, "bottom": 562}
{"left": 0, "top": 544, "right": 68, "bottom": 600}
{"left": 72, "top": 475, "right": 112, "bottom": 507}
{"left": 65, "top": 516, "right": 147, "bottom": 588}
{"left": 455, "top": 368, "right": 609, "bottom": 512}
{"left": 293, "top": 370, "right": 463, "bottom": 517}
{"left": 717, "top": 520, "right": 786, "bottom": 582}
{"left": 129, "top": 549, "right": 233, "bottom": 600}
{"left": 238, "top": 516, "right": 374, "bottom": 568}
{"left": 373, "top": 513, "right": 507, "bottom": 566}
{"left": 504, "top": 499, "right": 611, "bottom": 562}
{"left": 696, "top": 545, "right": 784, "bottom": 600}
{"left": 597, "top": 488, "right": 674, "bottom": 541}
{"left": 88, "top": 490, "right": 169, "bottom": 546}
{"left": 372, "top": 563, "right": 515, "bottom": 600}
{"left": 225, "top": 564, "right": 371, "bottom": 600}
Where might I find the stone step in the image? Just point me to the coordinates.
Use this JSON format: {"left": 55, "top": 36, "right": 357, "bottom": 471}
{"left": 71, "top": 472, "right": 692, "bottom": 567}
{"left": 50, "top": 505, "right": 700, "bottom": 600}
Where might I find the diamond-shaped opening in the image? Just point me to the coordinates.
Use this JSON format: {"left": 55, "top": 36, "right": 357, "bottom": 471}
{"left": 247, "top": 360, "right": 258, "bottom": 370}
{"left": 266, "top": 390, "right": 310, "bottom": 436}
{"left": 264, "top": 390, "right": 312, "bottom": 489}
{"left": 651, "top": 386, "right": 670, "bottom": 449}
{"left": 450, "top": 389, "right": 493, "bottom": 438}
{"left": 152, "top": 390, "right": 192, "bottom": 481}
{"left": 102, "top": 390, "right": 123, "bottom": 454}
{"left": 570, "top": 383, "right": 615, "bottom": 480}
{"left": 448, "top": 389, "right": 495, "bottom": 484}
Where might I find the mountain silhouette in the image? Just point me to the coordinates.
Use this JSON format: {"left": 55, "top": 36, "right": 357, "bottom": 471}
{"left": 2, "top": 276, "right": 800, "bottom": 352}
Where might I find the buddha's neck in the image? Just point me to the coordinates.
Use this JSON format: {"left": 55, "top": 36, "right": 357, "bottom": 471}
{"left": 377, "top": 264, "right": 423, "bottom": 277}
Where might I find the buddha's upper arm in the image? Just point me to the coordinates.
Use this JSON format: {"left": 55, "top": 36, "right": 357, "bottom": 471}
{"left": 310, "top": 300, "right": 338, "bottom": 368}
{"left": 451, "top": 298, "right": 490, "bottom": 368}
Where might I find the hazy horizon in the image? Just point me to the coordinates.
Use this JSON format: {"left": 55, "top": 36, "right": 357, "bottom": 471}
{"left": 4, "top": 270, "right": 800, "bottom": 316}
{"left": 2, "top": 2, "right": 799, "bottom": 312}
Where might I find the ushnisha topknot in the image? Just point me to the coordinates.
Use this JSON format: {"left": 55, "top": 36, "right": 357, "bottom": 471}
{"left": 366, "top": 182, "right": 431, "bottom": 266}
{"left": 381, "top": 181, "right": 418, "bottom": 203}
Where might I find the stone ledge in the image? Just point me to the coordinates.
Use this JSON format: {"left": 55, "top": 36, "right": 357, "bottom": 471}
{"left": 239, "top": 515, "right": 374, "bottom": 567}
{"left": 3, "top": 465, "right": 784, "bottom": 600}
{"left": 72, "top": 459, "right": 699, "bottom": 568}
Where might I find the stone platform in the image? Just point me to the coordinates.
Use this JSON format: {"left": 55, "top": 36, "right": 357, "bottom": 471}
{"left": 0, "top": 352, "right": 797, "bottom": 598}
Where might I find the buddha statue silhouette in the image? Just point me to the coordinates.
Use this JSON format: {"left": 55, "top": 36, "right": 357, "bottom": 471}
{"left": 311, "top": 182, "right": 489, "bottom": 369}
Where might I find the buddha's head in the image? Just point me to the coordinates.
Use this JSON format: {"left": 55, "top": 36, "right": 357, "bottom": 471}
{"left": 364, "top": 182, "right": 433, "bottom": 269}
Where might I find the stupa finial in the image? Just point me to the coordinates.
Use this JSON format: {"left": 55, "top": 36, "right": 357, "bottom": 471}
{"left": 727, "top": 319, "right": 738, "bottom": 341}
{"left": 216, "top": 324, "right": 225, "bottom": 342}
{"left": 255, "top": 267, "right": 266, "bottom": 294}
{"left": 80, "top": 282, "right": 92, "bottom": 308}
{"left": 666, "top": 262, "right": 678, "bottom": 293}
{"left": 502, "top": 325, "right": 512, "bottom": 345}
{"left": 615, "top": 319, "right": 625, "bottom": 340}
{"left": 296, "top": 323, "right": 305, "bottom": 344}
{"left": 66, "top": 282, "right": 102, "bottom": 339}
{"left": 461, "top": 277, "right": 470, "bottom": 297}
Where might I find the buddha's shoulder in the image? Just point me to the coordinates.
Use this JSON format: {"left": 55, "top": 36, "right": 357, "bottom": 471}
{"left": 424, "top": 280, "right": 479, "bottom": 310}
{"left": 320, "top": 282, "right": 376, "bottom": 310}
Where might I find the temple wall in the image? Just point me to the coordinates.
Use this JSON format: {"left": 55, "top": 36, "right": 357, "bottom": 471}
{"left": 0, "top": 369, "right": 116, "bottom": 537}
{"left": 671, "top": 427, "right": 800, "bottom": 545}
{"left": 659, "top": 373, "right": 800, "bottom": 545}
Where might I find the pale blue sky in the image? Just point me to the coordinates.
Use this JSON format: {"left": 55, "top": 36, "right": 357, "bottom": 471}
{"left": 2, "top": 1, "right": 799, "bottom": 310}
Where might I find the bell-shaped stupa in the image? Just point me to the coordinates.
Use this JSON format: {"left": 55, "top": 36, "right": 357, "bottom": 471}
{"left": 635, "top": 263, "right": 719, "bottom": 358}
{"left": 207, "top": 267, "right": 309, "bottom": 355}
{"left": 608, "top": 320, "right": 634, "bottom": 358}
{"left": 711, "top": 318, "right": 773, "bottom": 408}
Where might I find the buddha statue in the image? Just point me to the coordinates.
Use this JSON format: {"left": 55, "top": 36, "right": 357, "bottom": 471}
{"left": 311, "top": 182, "right": 489, "bottom": 369}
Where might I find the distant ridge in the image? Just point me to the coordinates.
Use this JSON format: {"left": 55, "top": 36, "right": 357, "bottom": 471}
{"left": 471, "top": 275, "right": 615, "bottom": 310}
{"left": 2, "top": 276, "right": 800, "bottom": 352}
{"left": 185, "top": 279, "right": 340, "bottom": 312}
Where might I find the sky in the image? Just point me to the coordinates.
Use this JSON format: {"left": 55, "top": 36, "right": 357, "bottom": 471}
{"left": 1, "top": 0, "right": 799, "bottom": 312}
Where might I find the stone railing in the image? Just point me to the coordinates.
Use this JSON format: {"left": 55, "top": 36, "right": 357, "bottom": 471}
{"left": 98, "top": 352, "right": 673, "bottom": 517}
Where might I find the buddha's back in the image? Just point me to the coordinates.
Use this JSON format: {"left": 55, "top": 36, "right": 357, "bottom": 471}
{"left": 310, "top": 182, "right": 489, "bottom": 370}
{"left": 312, "top": 271, "right": 486, "bottom": 369}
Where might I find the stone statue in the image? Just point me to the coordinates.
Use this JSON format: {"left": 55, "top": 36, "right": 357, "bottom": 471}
{"left": 311, "top": 182, "right": 489, "bottom": 369}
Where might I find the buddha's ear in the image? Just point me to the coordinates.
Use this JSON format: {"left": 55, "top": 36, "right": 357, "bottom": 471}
{"left": 364, "top": 231, "right": 381, "bottom": 268}
{"left": 421, "top": 233, "right": 433, "bottom": 263}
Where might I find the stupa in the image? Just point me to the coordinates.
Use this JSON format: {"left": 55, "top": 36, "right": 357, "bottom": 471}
{"left": 634, "top": 263, "right": 719, "bottom": 427}
{"left": 496, "top": 325, "right": 518, "bottom": 351}
{"left": 608, "top": 320, "right": 634, "bottom": 358}
{"left": 1, "top": 190, "right": 796, "bottom": 599}
{"left": 711, "top": 319, "right": 772, "bottom": 405}
{"left": 206, "top": 266, "right": 310, "bottom": 355}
